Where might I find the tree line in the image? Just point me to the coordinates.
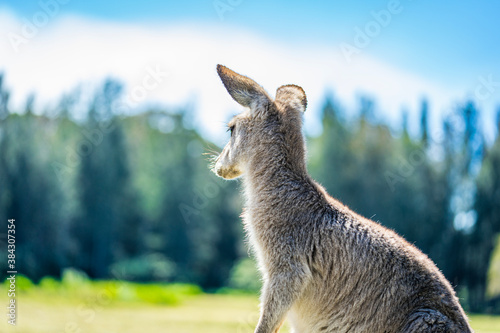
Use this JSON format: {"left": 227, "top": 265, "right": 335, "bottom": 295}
{"left": 0, "top": 75, "right": 499, "bottom": 313}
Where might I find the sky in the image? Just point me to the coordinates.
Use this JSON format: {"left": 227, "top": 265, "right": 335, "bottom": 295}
{"left": 0, "top": 0, "right": 499, "bottom": 143}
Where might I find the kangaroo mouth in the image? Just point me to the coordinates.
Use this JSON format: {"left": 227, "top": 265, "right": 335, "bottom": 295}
{"left": 215, "top": 166, "right": 242, "bottom": 179}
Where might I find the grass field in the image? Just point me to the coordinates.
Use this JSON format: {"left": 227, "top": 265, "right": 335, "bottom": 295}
{"left": 1, "top": 293, "right": 499, "bottom": 333}
{"left": 0, "top": 276, "right": 499, "bottom": 332}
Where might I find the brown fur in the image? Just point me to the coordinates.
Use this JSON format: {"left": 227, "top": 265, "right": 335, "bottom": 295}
{"left": 213, "top": 64, "right": 473, "bottom": 333}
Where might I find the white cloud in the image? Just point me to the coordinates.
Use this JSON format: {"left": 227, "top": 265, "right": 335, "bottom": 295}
{"left": 0, "top": 8, "right": 490, "bottom": 144}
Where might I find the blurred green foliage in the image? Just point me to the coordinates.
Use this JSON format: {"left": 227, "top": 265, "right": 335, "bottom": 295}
{"left": 1, "top": 268, "right": 201, "bottom": 305}
{"left": 227, "top": 258, "right": 262, "bottom": 293}
{"left": 488, "top": 236, "right": 500, "bottom": 298}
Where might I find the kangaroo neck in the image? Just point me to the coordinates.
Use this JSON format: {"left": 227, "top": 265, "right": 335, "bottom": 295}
{"left": 243, "top": 146, "right": 308, "bottom": 200}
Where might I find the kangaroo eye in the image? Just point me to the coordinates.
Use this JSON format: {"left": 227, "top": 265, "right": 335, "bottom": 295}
{"left": 228, "top": 125, "right": 235, "bottom": 136}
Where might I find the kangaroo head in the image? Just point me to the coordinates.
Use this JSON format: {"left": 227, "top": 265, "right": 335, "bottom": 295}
{"left": 213, "top": 64, "right": 307, "bottom": 179}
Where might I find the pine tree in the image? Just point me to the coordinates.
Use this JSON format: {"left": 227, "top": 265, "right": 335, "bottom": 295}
{"left": 420, "top": 99, "right": 429, "bottom": 147}
{"left": 468, "top": 109, "right": 500, "bottom": 311}
{"left": 74, "top": 79, "right": 143, "bottom": 279}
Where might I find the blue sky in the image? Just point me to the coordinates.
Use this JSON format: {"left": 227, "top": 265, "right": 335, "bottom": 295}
{"left": 6, "top": 0, "right": 499, "bottom": 79}
{"left": 1, "top": 0, "right": 499, "bottom": 142}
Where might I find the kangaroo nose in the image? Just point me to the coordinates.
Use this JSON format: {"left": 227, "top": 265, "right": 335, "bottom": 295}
{"left": 213, "top": 157, "right": 222, "bottom": 176}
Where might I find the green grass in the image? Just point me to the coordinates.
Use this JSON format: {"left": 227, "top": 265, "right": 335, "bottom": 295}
{"left": 0, "top": 276, "right": 499, "bottom": 332}
{"left": 0, "top": 288, "right": 269, "bottom": 333}
{"left": 468, "top": 315, "right": 500, "bottom": 333}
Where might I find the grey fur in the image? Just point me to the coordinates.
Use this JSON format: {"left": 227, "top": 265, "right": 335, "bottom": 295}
{"left": 213, "top": 64, "right": 473, "bottom": 333}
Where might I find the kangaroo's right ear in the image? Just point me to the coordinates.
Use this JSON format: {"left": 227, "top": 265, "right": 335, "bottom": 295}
{"left": 275, "top": 84, "right": 307, "bottom": 113}
{"left": 217, "top": 64, "right": 271, "bottom": 110}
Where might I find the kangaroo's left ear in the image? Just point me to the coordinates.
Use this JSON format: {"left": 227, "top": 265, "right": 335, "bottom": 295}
{"left": 275, "top": 84, "right": 307, "bottom": 113}
{"left": 217, "top": 64, "right": 271, "bottom": 110}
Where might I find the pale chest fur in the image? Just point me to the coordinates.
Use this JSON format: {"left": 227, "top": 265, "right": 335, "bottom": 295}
{"left": 241, "top": 207, "right": 270, "bottom": 279}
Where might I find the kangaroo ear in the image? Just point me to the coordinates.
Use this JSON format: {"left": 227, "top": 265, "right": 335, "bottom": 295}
{"left": 217, "top": 64, "right": 271, "bottom": 109}
{"left": 275, "top": 84, "right": 307, "bottom": 113}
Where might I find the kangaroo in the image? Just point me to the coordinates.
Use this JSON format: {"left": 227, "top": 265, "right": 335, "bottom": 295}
{"left": 213, "top": 64, "right": 473, "bottom": 333}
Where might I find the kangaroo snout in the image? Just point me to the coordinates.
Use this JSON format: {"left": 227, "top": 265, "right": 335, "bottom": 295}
{"left": 213, "top": 148, "right": 242, "bottom": 179}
